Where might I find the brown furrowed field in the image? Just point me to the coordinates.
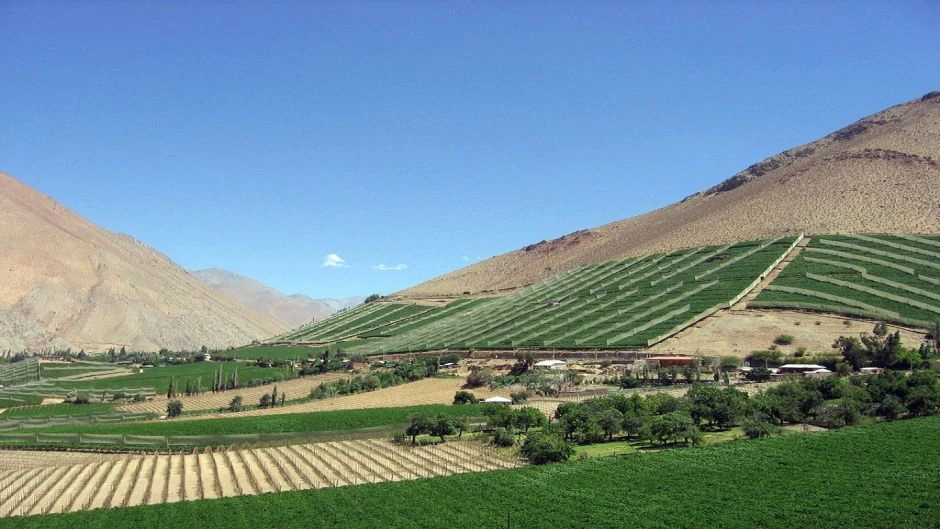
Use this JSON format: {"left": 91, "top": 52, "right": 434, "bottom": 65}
{"left": 116, "top": 372, "right": 350, "bottom": 414}
{"left": 173, "top": 377, "right": 506, "bottom": 421}
{"left": 0, "top": 439, "right": 519, "bottom": 518}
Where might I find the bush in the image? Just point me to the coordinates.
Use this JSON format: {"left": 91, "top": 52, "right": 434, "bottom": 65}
{"left": 510, "top": 390, "right": 529, "bottom": 404}
{"left": 453, "top": 390, "right": 478, "bottom": 405}
{"left": 520, "top": 430, "right": 574, "bottom": 464}
{"left": 166, "top": 399, "right": 183, "bottom": 418}
{"left": 744, "top": 367, "right": 773, "bottom": 382}
{"left": 774, "top": 334, "right": 795, "bottom": 345}
{"left": 465, "top": 368, "right": 494, "bottom": 388}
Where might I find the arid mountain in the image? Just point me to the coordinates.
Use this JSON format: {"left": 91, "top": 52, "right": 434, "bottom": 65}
{"left": 190, "top": 268, "right": 363, "bottom": 328}
{"left": 395, "top": 91, "right": 940, "bottom": 301}
{"left": 0, "top": 173, "right": 288, "bottom": 352}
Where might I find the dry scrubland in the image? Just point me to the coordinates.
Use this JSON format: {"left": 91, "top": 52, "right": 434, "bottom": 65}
{"left": 650, "top": 309, "right": 927, "bottom": 357}
{"left": 397, "top": 93, "right": 940, "bottom": 300}
{"left": 0, "top": 439, "right": 518, "bottom": 517}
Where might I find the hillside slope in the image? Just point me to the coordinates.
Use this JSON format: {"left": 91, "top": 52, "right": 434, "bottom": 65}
{"left": 0, "top": 172, "right": 287, "bottom": 352}
{"left": 396, "top": 91, "right": 940, "bottom": 300}
{"left": 190, "top": 268, "right": 363, "bottom": 328}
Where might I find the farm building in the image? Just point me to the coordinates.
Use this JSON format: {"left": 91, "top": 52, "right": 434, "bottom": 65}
{"left": 534, "top": 360, "right": 568, "bottom": 370}
{"left": 778, "top": 364, "right": 830, "bottom": 375}
{"left": 483, "top": 396, "right": 512, "bottom": 405}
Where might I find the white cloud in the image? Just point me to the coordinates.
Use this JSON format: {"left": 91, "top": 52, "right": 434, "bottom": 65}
{"left": 372, "top": 263, "right": 408, "bottom": 271}
{"left": 462, "top": 256, "right": 470, "bottom": 261}
{"left": 322, "top": 253, "right": 348, "bottom": 268}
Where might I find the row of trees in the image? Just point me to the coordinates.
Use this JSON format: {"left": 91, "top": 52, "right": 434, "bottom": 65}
{"left": 517, "top": 368, "right": 939, "bottom": 464}
{"left": 404, "top": 413, "right": 472, "bottom": 444}
{"left": 309, "top": 358, "right": 441, "bottom": 400}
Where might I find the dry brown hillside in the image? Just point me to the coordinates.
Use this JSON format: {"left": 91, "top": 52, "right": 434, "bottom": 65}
{"left": 0, "top": 173, "right": 287, "bottom": 352}
{"left": 395, "top": 91, "right": 940, "bottom": 301}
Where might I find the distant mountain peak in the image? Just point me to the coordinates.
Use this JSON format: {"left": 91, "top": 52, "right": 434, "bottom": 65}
{"left": 189, "top": 268, "right": 363, "bottom": 328}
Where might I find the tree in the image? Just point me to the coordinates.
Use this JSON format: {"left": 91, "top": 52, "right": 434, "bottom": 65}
{"left": 515, "top": 406, "right": 548, "bottom": 433}
{"left": 228, "top": 395, "right": 243, "bottom": 412}
{"left": 509, "top": 352, "right": 535, "bottom": 376}
{"left": 520, "top": 430, "right": 573, "bottom": 464}
{"left": 406, "top": 414, "right": 432, "bottom": 444}
{"left": 649, "top": 411, "right": 697, "bottom": 445}
{"left": 428, "top": 414, "right": 457, "bottom": 442}
{"left": 364, "top": 294, "right": 383, "bottom": 303}
{"left": 166, "top": 399, "right": 183, "bottom": 418}
{"left": 453, "top": 390, "right": 478, "bottom": 405}
{"left": 742, "top": 417, "right": 779, "bottom": 439}
{"left": 596, "top": 407, "right": 624, "bottom": 441}
{"left": 833, "top": 336, "right": 868, "bottom": 370}
{"left": 745, "top": 367, "right": 773, "bottom": 382}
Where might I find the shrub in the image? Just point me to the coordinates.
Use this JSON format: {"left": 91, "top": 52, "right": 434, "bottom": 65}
{"left": 774, "top": 334, "right": 795, "bottom": 345}
{"left": 510, "top": 390, "right": 529, "bottom": 404}
{"left": 465, "top": 368, "right": 494, "bottom": 388}
{"left": 166, "top": 399, "right": 183, "bottom": 418}
{"left": 491, "top": 427, "right": 516, "bottom": 447}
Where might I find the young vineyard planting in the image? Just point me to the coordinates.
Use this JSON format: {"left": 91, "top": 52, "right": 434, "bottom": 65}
{"left": 0, "top": 439, "right": 518, "bottom": 518}
{"left": 751, "top": 234, "right": 940, "bottom": 326}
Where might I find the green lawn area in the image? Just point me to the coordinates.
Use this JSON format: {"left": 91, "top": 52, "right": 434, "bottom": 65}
{"left": 5, "top": 416, "right": 937, "bottom": 529}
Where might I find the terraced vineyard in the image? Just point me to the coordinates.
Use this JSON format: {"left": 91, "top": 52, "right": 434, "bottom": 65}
{"left": 345, "top": 237, "right": 800, "bottom": 353}
{"left": 0, "top": 439, "right": 518, "bottom": 517}
{"left": 751, "top": 234, "right": 940, "bottom": 327}
{"left": 272, "top": 299, "right": 490, "bottom": 344}
{"left": 0, "top": 359, "right": 40, "bottom": 387}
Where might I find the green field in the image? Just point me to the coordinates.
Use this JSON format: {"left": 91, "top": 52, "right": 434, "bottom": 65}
{"left": 271, "top": 299, "right": 494, "bottom": 345}
{"left": 0, "top": 402, "right": 116, "bottom": 420}
{"left": 50, "top": 362, "right": 291, "bottom": 394}
{"left": 343, "top": 237, "right": 798, "bottom": 353}
{"left": 752, "top": 234, "right": 940, "bottom": 327}
{"left": 6, "top": 416, "right": 937, "bottom": 528}
{"left": 12, "top": 403, "right": 485, "bottom": 438}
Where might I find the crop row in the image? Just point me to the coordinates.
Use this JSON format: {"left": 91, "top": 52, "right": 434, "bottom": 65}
{"left": 343, "top": 237, "right": 797, "bottom": 353}
{"left": 4, "top": 416, "right": 936, "bottom": 528}
{"left": 0, "top": 438, "right": 518, "bottom": 518}
{"left": 752, "top": 234, "right": 940, "bottom": 326}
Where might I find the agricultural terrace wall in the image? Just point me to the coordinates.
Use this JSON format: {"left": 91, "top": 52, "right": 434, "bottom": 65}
{"left": 369, "top": 349, "right": 699, "bottom": 364}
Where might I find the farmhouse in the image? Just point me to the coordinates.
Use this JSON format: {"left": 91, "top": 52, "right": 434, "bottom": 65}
{"left": 534, "top": 359, "right": 568, "bottom": 370}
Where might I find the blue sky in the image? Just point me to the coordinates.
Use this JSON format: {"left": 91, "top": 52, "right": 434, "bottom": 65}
{"left": 2, "top": 1, "right": 938, "bottom": 299}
